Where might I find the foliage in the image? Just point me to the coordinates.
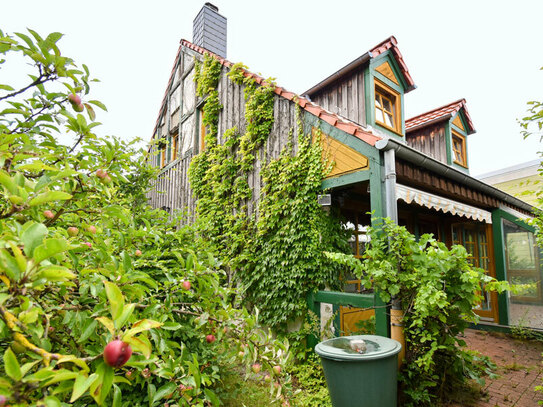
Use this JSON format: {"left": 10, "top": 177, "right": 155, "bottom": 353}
{"left": 327, "top": 218, "right": 508, "bottom": 406}
{"left": 0, "top": 29, "right": 292, "bottom": 406}
{"left": 189, "top": 58, "right": 349, "bottom": 332}
{"left": 288, "top": 353, "right": 331, "bottom": 407}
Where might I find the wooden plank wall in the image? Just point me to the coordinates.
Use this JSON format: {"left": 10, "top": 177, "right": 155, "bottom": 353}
{"left": 146, "top": 48, "right": 301, "bottom": 224}
{"left": 309, "top": 70, "right": 366, "bottom": 126}
{"left": 406, "top": 122, "right": 447, "bottom": 164}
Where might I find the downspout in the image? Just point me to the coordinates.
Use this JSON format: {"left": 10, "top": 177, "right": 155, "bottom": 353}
{"left": 382, "top": 146, "right": 406, "bottom": 367}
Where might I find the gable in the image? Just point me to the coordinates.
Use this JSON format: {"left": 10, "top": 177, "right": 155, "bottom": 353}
{"left": 313, "top": 128, "right": 369, "bottom": 178}
{"left": 375, "top": 60, "right": 400, "bottom": 86}
{"left": 451, "top": 114, "right": 465, "bottom": 132}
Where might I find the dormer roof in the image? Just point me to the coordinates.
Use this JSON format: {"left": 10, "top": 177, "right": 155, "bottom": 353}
{"left": 303, "top": 36, "right": 416, "bottom": 97}
{"left": 406, "top": 99, "right": 475, "bottom": 134}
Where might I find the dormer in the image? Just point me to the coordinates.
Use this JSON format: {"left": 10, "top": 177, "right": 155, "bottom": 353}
{"left": 303, "top": 36, "right": 415, "bottom": 141}
{"left": 405, "top": 99, "right": 476, "bottom": 173}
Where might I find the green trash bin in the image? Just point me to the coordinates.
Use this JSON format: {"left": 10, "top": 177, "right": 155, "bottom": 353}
{"left": 315, "top": 335, "right": 401, "bottom": 407}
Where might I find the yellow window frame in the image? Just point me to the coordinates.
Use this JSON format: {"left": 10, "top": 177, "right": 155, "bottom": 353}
{"left": 374, "top": 79, "right": 401, "bottom": 135}
{"left": 452, "top": 131, "right": 467, "bottom": 167}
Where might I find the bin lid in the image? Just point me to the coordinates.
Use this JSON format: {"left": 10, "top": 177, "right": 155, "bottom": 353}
{"left": 315, "top": 335, "right": 402, "bottom": 361}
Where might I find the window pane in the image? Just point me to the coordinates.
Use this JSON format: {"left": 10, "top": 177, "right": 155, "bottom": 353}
{"left": 385, "top": 113, "right": 394, "bottom": 127}
{"left": 382, "top": 98, "right": 392, "bottom": 112}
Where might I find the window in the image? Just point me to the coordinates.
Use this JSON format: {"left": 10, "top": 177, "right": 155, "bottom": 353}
{"left": 171, "top": 133, "right": 178, "bottom": 161}
{"left": 452, "top": 131, "right": 467, "bottom": 167}
{"left": 374, "top": 80, "right": 400, "bottom": 133}
{"left": 198, "top": 109, "right": 206, "bottom": 152}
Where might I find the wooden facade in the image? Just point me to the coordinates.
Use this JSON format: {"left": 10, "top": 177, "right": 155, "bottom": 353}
{"left": 405, "top": 122, "right": 447, "bottom": 163}
{"left": 308, "top": 71, "right": 366, "bottom": 126}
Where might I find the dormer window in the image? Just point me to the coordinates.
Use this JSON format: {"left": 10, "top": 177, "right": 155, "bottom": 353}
{"left": 374, "top": 80, "right": 400, "bottom": 133}
{"left": 452, "top": 131, "right": 467, "bottom": 167}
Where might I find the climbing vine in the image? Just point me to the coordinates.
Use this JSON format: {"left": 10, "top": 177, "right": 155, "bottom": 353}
{"left": 189, "top": 56, "right": 349, "bottom": 331}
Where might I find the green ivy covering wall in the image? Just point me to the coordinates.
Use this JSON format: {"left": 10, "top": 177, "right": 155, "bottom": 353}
{"left": 188, "top": 55, "right": 349, "bottom": 331}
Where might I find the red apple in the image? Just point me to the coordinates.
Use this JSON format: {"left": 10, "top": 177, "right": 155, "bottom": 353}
{"left": 88, "top": 225, "right": 97, "bottom": 234}
{"left": 83, "top": 242, "right": 92, "bottom": 248}
{"left": 67, "top": 227, "right": 79, "bottom": 237}
{"left": 73, "top": 103, "right": 84, "bottom": 112}
{"left": 205, "top": 334, "right": 216, "bottom": 344}
{"left": 43, "top": 210, "right": 55, "bottom": 219}
{"left": 102, "top": 175, "right": 112, "bottom": 184}
{"left": 0, "top": 395, "right": 6, "bottom": 406}
{"left": 251, "top": 363, "right": 261, "bottom": 374}
{"left": 182, "top": 280, "right": 191, "bottom": 290}
{"left": 273, "top": 365, "right": 281, "bottom": 375}
{"left": 103, "top": 340, "right": 132, "bottom": 368}
{"left": 264, "top": 374, "right": 271, "bottom": 382}
{"left": 135, "top": 249, "right": 142, "bottom": 256}
{"left": 96, "top": 169, "right": 107, "bottom": 179}
{"left": 238, "top": 351, "right": 245, "bottom": 358}
{"left": 68, "top": 93, "right": 82, "bottom": 105}
{"left": 141, "top": 367, "right": 151, "bottom": 378}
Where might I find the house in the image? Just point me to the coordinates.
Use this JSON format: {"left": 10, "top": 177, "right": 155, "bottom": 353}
{"left": 147, "top": 3, "right": 542, "bottom": 333}
{"left": 477, "top": 159, "right": 541, "bottom": 207}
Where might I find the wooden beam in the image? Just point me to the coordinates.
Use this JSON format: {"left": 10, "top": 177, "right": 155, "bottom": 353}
{"left": 321, "top": 169, "right": 370, "bottom": 190}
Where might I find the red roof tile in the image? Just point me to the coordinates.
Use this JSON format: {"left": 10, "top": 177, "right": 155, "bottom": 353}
{"left": 370, "top": 36, "right": 415, "bottom": 91}
{"left": 152, "top": 39, "right": 382, "bottom": 148}
{"left": 405, "top": 99, "right": 475, "bottom": 134}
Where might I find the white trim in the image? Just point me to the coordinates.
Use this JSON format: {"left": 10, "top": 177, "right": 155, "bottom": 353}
{"left": 396, "top": 183, "right": 492, "bottom": 224}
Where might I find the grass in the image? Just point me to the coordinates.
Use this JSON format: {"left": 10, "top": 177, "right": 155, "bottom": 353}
{"left": 218, "top": 368, "right": 281, "bottom": 407}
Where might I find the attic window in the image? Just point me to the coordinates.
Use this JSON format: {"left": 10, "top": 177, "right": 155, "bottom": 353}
{"left": 452, "top": 131, "right": 467, "bottom": 167}
{"left": 374, "top": 80, "right": 400, "bottom": 133}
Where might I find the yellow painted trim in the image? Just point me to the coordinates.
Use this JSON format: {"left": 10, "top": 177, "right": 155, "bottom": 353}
{"left": 374, "top": 79, "right": 403, "bottom": 136}
{"left": 313, "top": 128, "right": 369, "bottom": 179}
{"left": 375, "top": 61, "right": 400, "bottom": 86}
{"left": 452, "top": 114, "right": 465, "bottom": 131}
{"left": 451, "top": 130, "right": 468, "bottom": 168}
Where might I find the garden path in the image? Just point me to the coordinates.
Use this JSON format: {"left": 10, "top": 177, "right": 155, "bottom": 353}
{"left": 447, "top": 329, "right": 543, "bottom": 407}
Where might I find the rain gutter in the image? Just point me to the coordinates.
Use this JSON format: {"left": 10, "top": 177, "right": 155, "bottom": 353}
{"left": 375, "top": 137, "right": 534, "bottom": 214}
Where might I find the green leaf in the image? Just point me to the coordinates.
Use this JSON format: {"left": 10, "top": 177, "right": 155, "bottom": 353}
{"left": 88, "top": 100, "right": 107, "bottom": 111}
{"left": 115, "top": 303, "right": 135, "bottom": 330}
{"left": 33, "top": 238, "right": 69, "bottom": 264}
{"left": 21, "top": 223, "right": 48, "bottom": 257}
{"left": 104, "top": 281, "right": 124, "bottom": 321}
{"left": 4, "top": 347, "right": 22, "bottom": 381}
{"left": 0, "top": 84, "right": 14, "bottom": 91}
{"left": 0, "top": 170, "right": 17, "bottom": 194}
{"left": 43, "top": 396, "right": 62, "bottom": 407}
{"left": 122, "top": 251, "right": 132, "bottom": 272}
{"left": 78, "top": 319, "right": 98, "bottom": 343}
{"left": 36, "top": 265, "right": 75, "bottom": 282}
{"left": 123, "top": 335, "right": 152, "bottom": 358}
{"left": 70, "top": 372, "right": 98, "bottom": 402}
{"left": 122, "top": 319, "right": 163, "bottom": 340}
{"left": 153, "top": 382, "right": 177, "bottom": 403}
{"left": 112, "top": 384, "right": 122, "bottom": 407}
{"left": 29, "top": 190, "right": 72, "bottom": 207}
{"left": 96, "top": 316, "right": 115, "bottom": 336}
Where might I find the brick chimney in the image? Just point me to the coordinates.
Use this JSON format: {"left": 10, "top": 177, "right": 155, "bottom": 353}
{"left": 193, "top": 3, "right": 227, "bottom": 58}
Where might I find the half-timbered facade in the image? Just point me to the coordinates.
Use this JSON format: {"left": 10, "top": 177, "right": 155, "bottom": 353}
{"left": 148, "top": 4, "right": 542, "bottom": 333}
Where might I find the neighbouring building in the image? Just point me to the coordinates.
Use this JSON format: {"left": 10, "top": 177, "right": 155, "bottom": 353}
{"left": 478, "top": 159, "right": 541, "bottom": 207}
{"left": 147, "top": 3, "right": 542, "bottom": 333}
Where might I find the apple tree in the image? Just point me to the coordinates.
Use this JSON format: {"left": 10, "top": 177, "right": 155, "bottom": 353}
{"left": 0, "top": 29, "right": 291, "bottom": 406}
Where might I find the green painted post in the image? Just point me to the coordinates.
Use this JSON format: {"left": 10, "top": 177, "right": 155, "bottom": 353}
{"left": 307, "top": 291, "right": 321, "bottom": 349}
{"left": 492, "top": 210, "right": 509, "bottom": 325}
{"left": 369, "top": 158, "right": 390, "bottom": 337}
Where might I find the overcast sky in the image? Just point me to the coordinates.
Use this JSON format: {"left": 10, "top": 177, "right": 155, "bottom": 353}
{"left": 3, "top": 0, "right": 543, "bottom": 175}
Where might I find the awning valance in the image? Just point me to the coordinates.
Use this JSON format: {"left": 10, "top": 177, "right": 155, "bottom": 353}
{"left": 396, "top": 183, "right": 492, "bottom": 224}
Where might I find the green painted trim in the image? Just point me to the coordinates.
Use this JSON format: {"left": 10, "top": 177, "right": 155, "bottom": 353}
{"left": 491, "top": 210, "right": 509, "bottom": 325}
{"left": 444, "top": 121, "right": 452, "bottom": 165}
{"left": 321, "top": 170, "right": 370, "bottom": 190}
{"left": 303, "top": 111, "right": 379, "bottom": 160}
{"left": 313, "top": 291, "right": 375, "bottom": 307}
{"left": 364, "top": 69, "right": 373, "bottom": 128}
{"left": 370, "top": 52, "right": 408, "bottom": 92}
{"left": 468, "top": 322, "right": 515, "bottom": 335}
{"left": 493, "top": 208, "right": 535, "bottom": 233}
{"left": 451, "top": 162, "right": 469, "bottom": 174}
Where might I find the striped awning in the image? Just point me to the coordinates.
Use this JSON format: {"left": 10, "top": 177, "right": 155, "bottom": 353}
{"left": 396, "top": 183, "right": 492, "bottom": 224}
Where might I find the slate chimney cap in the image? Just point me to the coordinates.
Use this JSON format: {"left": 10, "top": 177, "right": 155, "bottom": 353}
{"left": 204, "top": 2, "right": 219, "bottom": 12}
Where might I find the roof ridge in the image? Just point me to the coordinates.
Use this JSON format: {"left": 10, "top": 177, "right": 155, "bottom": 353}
{"left": 152, "top": 39, "right": 381, "bottom": 147}
{"left": 406, "top": 99, "right": 466, "bottom": 123}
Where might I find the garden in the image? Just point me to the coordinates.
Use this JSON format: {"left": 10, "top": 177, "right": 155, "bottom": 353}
{"left": 0, "top": 28, "right": 541, "bottom": 407}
